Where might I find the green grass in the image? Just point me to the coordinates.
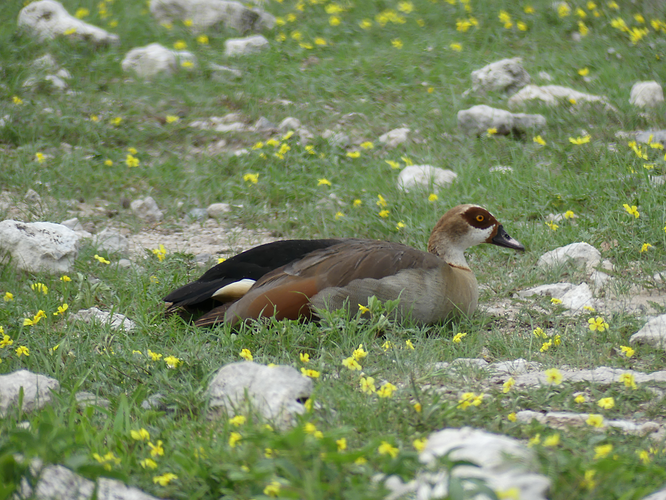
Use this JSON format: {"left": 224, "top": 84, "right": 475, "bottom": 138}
{"left": 2, "top": 0, "right": 666, "bottom": 498}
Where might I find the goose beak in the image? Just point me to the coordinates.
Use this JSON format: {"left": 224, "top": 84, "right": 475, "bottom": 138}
{"left": 491, "top": 225, "right": 525, "bottom": 251}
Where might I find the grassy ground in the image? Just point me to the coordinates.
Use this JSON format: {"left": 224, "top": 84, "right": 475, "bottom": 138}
{"left": 2, "top": 0, "right": 666, "bottom": 498}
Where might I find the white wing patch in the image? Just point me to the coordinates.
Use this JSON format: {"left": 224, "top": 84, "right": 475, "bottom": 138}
{"left": 212, "top": 279, "right": 256, "bottom": 301}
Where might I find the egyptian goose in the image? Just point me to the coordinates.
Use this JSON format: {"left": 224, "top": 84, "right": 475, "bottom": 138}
{"left": 164, "top": 204, "right": 524, "bottom": 327}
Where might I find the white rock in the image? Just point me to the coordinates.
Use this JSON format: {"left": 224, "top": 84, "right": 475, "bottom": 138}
{"left": 514, "top": 366, "right": 666, "bottom": 387}
{"left": 19, "top": 464, "right": 161, "bottom": 500}
{"left": 70, "top": 307, "right": 136, "bottom": 332}
{"left": 75, "top": 391, "right": 110, "bottom": 409}
{"left": 97, "top": 477, "right": 161, "bottom": 500}
{"left": 560, "top": 282, "right": 594, "bottom": 311}
{"left": 297, "top": 127, "right": 314, "bottom": 143}
{"left": 471, "top": 57, "right": 530, "bottom": 95}
{"left": 206, "top": 202, "right": 232, "bottom": 218}
{"left": 397, "top": 165, "right": 457, "bottom": 192}
{"left": 150, "top": 0, "right": 275, "bottom": 33}
{"left": 508, "top": 84, "right": 614, "bottom": 110}
{"left": 538, "top": 71, "right": 552, "bottom": 82}
{"left": 210, "top": 63, "right": 242, "bottom": 80}
{"left": 457, "top": 104, "right": 546, "bottom": 136}
{"left": 322, "top": 129, "right": 350, "bottom": 148}
{"left": 385, "top": 428, "right": 549, "bottom": 500}
{"left": 224, "top": 35, "right": 269, "bottom": 56}
{"left": 631, "top": 314, "right": 666, "bottom": 349}
{"left": 590, "top": 270, "right": 611, "bottom": 289}
{"left": 121, "top": 43, "right": 196, "bottom": 79}
{"left": 207, "top": 361, "right": 312, "bottom": 429}
{"left": 0, "top": 220, "right": 80, "bottom": 274}
{"left": 60, "top": 217, "right": 92, "bottom": 238}
{"left": 130, "top": 196, "right": 163, "bottom": 223}
{"left": 18, "top": 0, "right": 119, "bottom": 46}
{"left": 516, "top": 283, "right": 576, "bottom": 299}
{"left": 278, "top": 117, "right": 301, "bottom": 130}
{"left": 630, "top": 81, "right": 664, "bottom": 108}
{"left": 537, "top": 242, "right": 600, "bottom": 272}
{"left": 378, "top": 127, "right": 410, "bottom": 148}
{"left": 643, "top": 487, "right": 666, "bottom": 500}
{"left": 32, "top": 54, "right": 58, "bottom": 69}
{"left": 0, "top": 370, "right": 60, "bottom": 417}
{"left": 516, "top": 410, "right": 660, "bottom": 436}
{"left": 487, "top": 358, "right": 542, "bottom": 376}
{"left": 635, "top": 130, "right": 666, "bottom": 146}
{"left": 93, "top": 228, "right": 129, "bottom": 255}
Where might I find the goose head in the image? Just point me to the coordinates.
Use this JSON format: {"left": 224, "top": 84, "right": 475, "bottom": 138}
{"left": 427, "top": 204, "right": 524, "bottom": 269}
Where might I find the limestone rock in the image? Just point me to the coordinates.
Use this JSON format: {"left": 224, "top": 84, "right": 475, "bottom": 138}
{"left": 93, "top": 228, "right": 129, "bottom": 255}
{"left": 457, "top": 105, "right": 546, "bottom": 136}
{"left": 471, "top": 57, "right": 530, "bottom": 95}
{"left": 630, "top": 81, "right": 664, "bottom": 108}
{"left": 508, "top": 84, "right": 613, "bottom": 110}
{"left": 18, "top": 0, "right": 119, "bottom": 46}
{"left": 516, "top": 283, "right": 576, "bottom": 299}
{"left": 631, "top": 314, "right": 666, "bottom": 349}
{"left": 75, "top": 391, "right": 110, "bottom": 410}
{"left": 209, "top": 63, "right": 242, "bottom": 80}
{"left": 378, "top": 127, "right": 410, "bottom": 148}
{"left": 207, "top": 361, "right": 312, "bottom": 429}
{"left": 150, "top": 0, "right": 275, "bottom": 33}
{"left": 70, "top": 307, "right": 136, "bottom": 332}
{"left": 513, "top": 366, "right": 666, "bottom": 388}
{"left": 121, "top": 43, "right": 196, "bottom": 79}
{"left": 130, "top": 196, "right": 163, "bottom": 223}
{"left": 487, "top": 358, "right": 542, "bottom": 376}
{"left": 516, "top": 410, "right": 660, "bottom": 436}
{"left": 19, "top": 463, "right": 161, "bottom": 500}
{"left": 537, "top": 242, "right": 600, "bottom": 272}
{"left": 322, "top": 130, "right": 350, "bottom": 148}
{"left": 385, "top": 427, "right": 550, "bottom": 500}
{"left": 0, "top": 370, "right": 60, "bottom": 417}
{"left": 397, "top": 165, "right": 457, "bottom": 192}
{"left": 643, "top": 488, "right": 666, "bottom": 500}
{"left": 0, "top": 220, "right": 80, "bottom": 274}
{"left": 635, "top": 130, "right": 666, "bottom": 146}
{"left": 278, "top": 117, "right": 301, "bottom": 131}
{"left": 60, "top": 218, "right": 92, "bottom": 238}
{"left": 207, "top": 203, "right": 232, "bottom": 218}
{"left": 224, "top": 35, "right": 269, "bottom": 56}
{"left": 560, "top": 282, "right": 594, "bottom": 312}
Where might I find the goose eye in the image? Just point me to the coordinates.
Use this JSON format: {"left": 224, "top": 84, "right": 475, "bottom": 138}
{"left": 476, "top": 215, "right": 485, "bottom": 222}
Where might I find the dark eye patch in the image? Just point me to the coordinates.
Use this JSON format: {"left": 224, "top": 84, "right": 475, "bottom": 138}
{"left": 464, "top": 207, "right": 496, "bottom": 229}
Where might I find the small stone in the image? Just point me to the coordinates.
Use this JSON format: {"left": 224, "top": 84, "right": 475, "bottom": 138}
{"left": 130, "top": 196, "right": 163, "bottom": 223}
{"left": 560, "top": 283, "right": 594, "bottom": 312}
{"left": 516, "top": 283, "right": 577, "bottom": 299}
{"left": 121, "top": 43, "right": 196, "bottom": 79}
{"left": 378, "top": 127, "right": 410, "bottom": 148}
{"left": 75, "top": 391, "right": 110, "bottom": 409}
{"left": 18, "top": 0, "right": 119, "bottom": 46}
{"left": 457, "top": 105, "right": 546, "bottom": 136}
{"left": 297, "top": 127, "right": 314, "bottom": 143}
{"left": 471, "top": 57, "right": 531, "bottom": 95}
{"left": 207, "top": 361, "right": 312, "bottom": 429}
{"left": 70, "top": 307, "right": 136, "bottom": 331}
{"left": 278, "top": 117, "right": 301, "bottom": 130}
{"left": 322, "top": 129, "right": 350, "bottom": 148}
{"left": 537, "top": 71, "right": 552, "bottom": 82}
{"left": 187, "top": 208, "right": 208, "bottom": 221}
{"left": 141, "top": 393, "right": 167, "bottom": 411}
{"left": 224, "top": 35, "right": 269, "bottom": 57}
{"left": 631, "top": 314, "right": 666, "bottom": 350}
{"left": 207, "top": 203, "right": 232, "bottom": 218}
{"left": 24, "top": 188, "right": 41, "bottom": 203}
{"left": 537, "top": 242, "right": 601, "bottom": 272}
{"left": 93, "top": 228, "right": 129, "bottom": 255}
{"left": 630, "top": 81, "right": 664, "bottom": 108}
{"left": 508, "top": 84, "right": 614, "bottom": 111}
{"left": 397, "top": 165, "right": 457, "bottom": 192}
{"left": 209, "top": 63, "right": 242, "bottom": 80}
{"left": 117, "top": 258, "right": 132, "bottom": 269}
{"left": 0, "top": 370, "right": 60, "bottom": 417}
{"left": 150, "top": 0, "right": 275, "bottom": 33}
{"left": 253, "top": 116, "right": 275, "bottom": 131}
